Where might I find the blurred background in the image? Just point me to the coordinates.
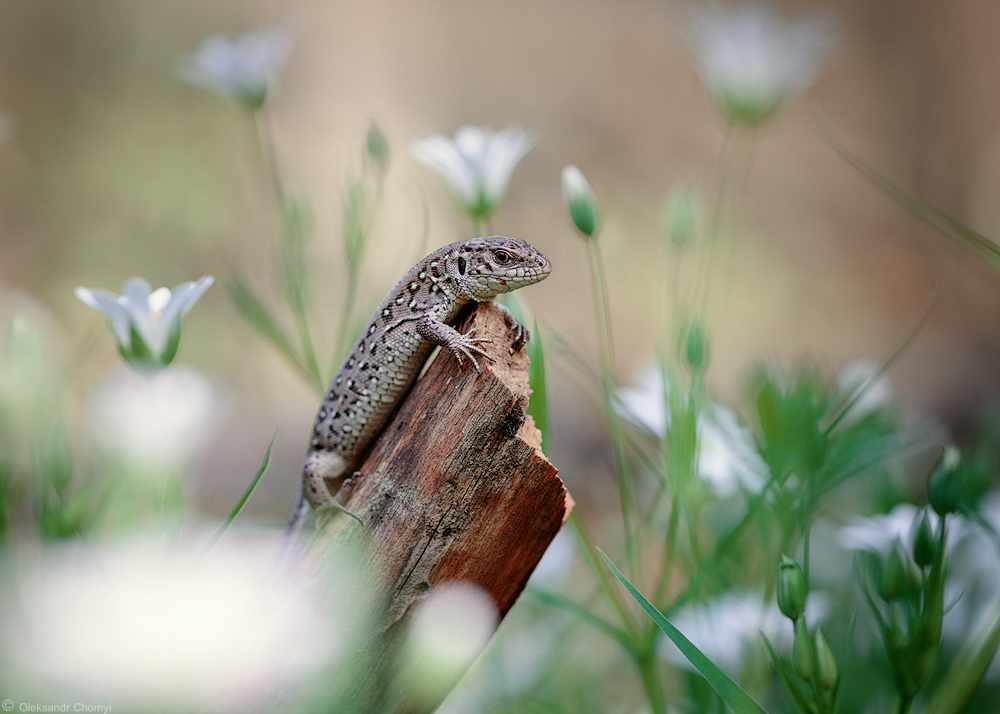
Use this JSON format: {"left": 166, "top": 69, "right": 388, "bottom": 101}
{"left": 1, "top": 0, "right": 1000, "bottom": 524}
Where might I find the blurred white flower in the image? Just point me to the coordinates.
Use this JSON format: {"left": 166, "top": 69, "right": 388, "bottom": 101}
{"left": 76, "top": 276, "right": 213, "bottom": 373}
{"left": 687, "top": 2, "right": 835, "bottom": 127}
{"left": 411, "top": 125, "right": 534, "bottom": 221}
{"left": 835, "top": 358, "right": 894, "bottom": 424}
{"left": 179, "top": 27, "right": 292, "bottom": 111}
{"left": 404, "top": 581, "right": 498, "bottom": 705}
{"left": 659, "top": 590, "right": 828, "bottom": 677}
{"left": 3, "top": 539, "right": 336, "bottom": 709}
{"left": 618, "top": 366, "right": 767, "bottom": 496}
{"left": 90, "top": 365, "right": 221, "bottom": 473}
{"left": 836, "top": 503, "right": 933, "bottom": 555}
{"left": 561, "top": 165, "right": 601, "bottom": 238}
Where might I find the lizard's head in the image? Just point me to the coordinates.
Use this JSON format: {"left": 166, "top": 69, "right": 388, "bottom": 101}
{"left": 450, "top": 236, "right": 552, "bottom": 300}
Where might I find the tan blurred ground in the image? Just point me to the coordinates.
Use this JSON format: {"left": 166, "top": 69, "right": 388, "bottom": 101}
{"left": 1, "top": 0, "right": 999, "bottom": 519}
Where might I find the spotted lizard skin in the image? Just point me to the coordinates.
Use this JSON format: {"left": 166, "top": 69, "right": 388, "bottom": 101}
{"left": 285, "top": 236, "right": 551, "bottom": 535}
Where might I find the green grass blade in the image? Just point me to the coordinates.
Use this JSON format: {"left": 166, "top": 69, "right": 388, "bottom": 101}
{"left": 528, "top": 585, "right": 633, "bottom": 649}
{"left": 599, "top": 549, "right": 771, "bottom": 714}
{"left": 820, "top": 121, "right": 1000, "bottom": 266}
{"left": 761, "top": 635, "right": 812, "bottom": 714}
{"left": 226, "top": 275, "right": 321, "bottom": 391}
{"left": 527, "top": 319, "right": 549, "bottom": 441}
{"left": 926, "top": 596, "right": 1000, "bottom": 714}
{"left": 204, "top": 430, "right": 277, "bottom": 552}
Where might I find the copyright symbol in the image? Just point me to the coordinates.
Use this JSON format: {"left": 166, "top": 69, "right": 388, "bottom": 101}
{"left": 2, "top": 699, "right": 13, "bottom": 711}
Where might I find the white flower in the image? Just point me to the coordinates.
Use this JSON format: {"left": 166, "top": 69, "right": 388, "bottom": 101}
{"left": 698, "top": 403, "right": 767, "bottom": 496}
{"left": 179, "top": 27, "right": 293, "bottom": 111}
{"left": 404, "top": 582, "right": 498, "bottom": 706}
{"left": 835, "top": 358, "right": 894, "bottom": 424}
{"left": 561, "top": 165, "right": 601, "bottom": 238}
{"left": 618, "top": 366, "right": 767, "bottom": 496}
{"left": 658, "top": 590, "right": 828, "bottom": 677}
{"left": 411, "top": 125, "right": 534, "bottom": 221}
{"left": 76, "top": 276, "right": 213, "bottom": 372}
{"left": 836, "top": 503, "right": 961, "bottom": 556}
{"left": 2, "top": 539, "right": 337, "bottom": 709}
{"left": 687, "top": 2, "right": 835, "bottom": 127}
{"left": 90, "top": 365, "right": 221, "bottom": 473}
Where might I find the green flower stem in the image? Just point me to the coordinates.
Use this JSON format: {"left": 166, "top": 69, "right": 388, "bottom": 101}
{"left": 333, "top": 262, "right": 361, "bottom": 368}
{"left": 473, "top": 215, "right": 494, "bottom": 238}
{"left": 254, "top": 111, "right": 324, "bottom": 392}
{"left": 801, "top": 475, "right": 813, "bottom": 587}
{"left": 698, "top": 127, "right": 755, "bottom": 314}
{"left": 585, "top": 234, "right": 640, "bottom": 577}
{"left": 567, "top": 511, "right": 636, "bottom": 635}
{"left": 653, "top": 491, "right": 682, "bottom": 608}
{"left": 634, "top": 649, "right": 667, "bottom": 714}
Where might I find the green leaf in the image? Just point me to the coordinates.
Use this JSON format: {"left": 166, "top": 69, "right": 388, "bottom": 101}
{"left": 204, "top": 430, "right": 276, "bottom": 552}
{"left": 281, "top": 194, "right": 311, "bottom": 316}
{"left": 761, "top": 635, "right": 813, "bottom": 714}
{"left": 822, "top": 126, "right": 1000, "bottom": 266}
{"left": 527, "top": 320, "right": 549, "bottom": 441}
{"left": 599, "top": 549, "right": 771, "bottom": 714}
{"left": 925, "top": 597, "right": 1000, "bottom": 714}
{"left": 46, "top": 423, "right": 73, "bottom": 495}
{"left": 226, "top": 275, "right": 317, "bottom": 388}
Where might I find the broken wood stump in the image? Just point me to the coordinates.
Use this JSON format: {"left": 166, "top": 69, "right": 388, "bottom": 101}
{"left": 311, "top": 301, "right": 572, "bottom": 713}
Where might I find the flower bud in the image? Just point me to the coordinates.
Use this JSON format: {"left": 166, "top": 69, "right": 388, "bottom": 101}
{"left": 777, "top": 555, "right": 807, "bottom": 621}
{"left": 561, "top": 165, "right": 601, "bottom": 238}
{"left": 928, "top": 446, "right": 962, "bottom": 515}
{"left": 814, "top": 628, "right": 837, "bottom": 690}
{"left": 792, "top": 619, "right": 815, "bottom": 681}
{"left": 912, "top": 512, "right": 935, "bottom": 569}
{"left": 365, "top": 121, "right": 390, "bottom": 175}
{"left": 878, "top": 546, "right": 905, "bottom": 603}
{"left": 682, "top": 317, "right": 710, "bottom": 373}
{"left": 660, "top": 184, "right": 701, "bottom": 252}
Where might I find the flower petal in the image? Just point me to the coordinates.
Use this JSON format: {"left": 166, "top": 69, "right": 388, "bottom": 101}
{"left": 483, "top": 125, "right": 534, "bottom": 207}
{"left": 158, "top": 276, "right": 215, "bottom": 339}
{"left": 119, "top": 278, "right": 162, "bottom": 356}
{"left": 75, "top": 287, "right": 132, "bottom": 348}
{"left": 411, "top": 135, "right": 479, "bottom": 208}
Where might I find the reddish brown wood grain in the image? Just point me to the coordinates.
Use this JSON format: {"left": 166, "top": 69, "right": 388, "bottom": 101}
{"left": 312, "top": 301, "right": 571, "bottom": 713}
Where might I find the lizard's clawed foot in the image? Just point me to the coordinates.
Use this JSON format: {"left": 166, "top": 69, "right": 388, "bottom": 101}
{"left": 449, "top": 327, "right": 496, "bottom": 372}
{"left": 506, "top": 319, "right": 529, "bottom": 353}
{"left": 316, "top": 499, "right": 364, "bottom": 526}
{"left": 495, "top": 302, "right": 530, "bottom": 352}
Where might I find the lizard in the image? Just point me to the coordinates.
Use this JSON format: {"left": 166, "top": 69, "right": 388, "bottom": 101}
{"left": 283, "top": 235, "right": 551, "bottom": 542}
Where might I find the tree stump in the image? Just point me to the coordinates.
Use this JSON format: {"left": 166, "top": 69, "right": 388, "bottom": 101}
{"left": 311, "top": 301, "right": 572, "bottom": 713}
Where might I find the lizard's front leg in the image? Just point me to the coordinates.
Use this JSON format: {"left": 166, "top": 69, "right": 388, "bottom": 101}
{"left": 416, "top": 314, "right": 496, "bottom": 372}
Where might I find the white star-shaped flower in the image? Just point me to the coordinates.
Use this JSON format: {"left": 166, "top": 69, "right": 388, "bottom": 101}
{"left": 75, "top": 276, "right": 213, "bottom": 373}
{"left": 179, "top": 27, "right": 293, "bottom": 111}
{"left": 617, "top": 365, "right": 767, "bottom": 496}
{"left": 687, "top": 2, "right": 835, "bottom": 127}
{"left": 411, "top": 125, "right": 534, "bottom": 221}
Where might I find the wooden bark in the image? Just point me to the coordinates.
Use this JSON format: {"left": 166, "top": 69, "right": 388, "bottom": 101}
{"left": 312, "top": 301, "right": 572, "bottom": 713}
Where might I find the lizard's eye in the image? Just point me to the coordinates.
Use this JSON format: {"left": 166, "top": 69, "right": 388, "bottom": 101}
{"left": 493, "top": 250, "right": 511, "bottom": 265}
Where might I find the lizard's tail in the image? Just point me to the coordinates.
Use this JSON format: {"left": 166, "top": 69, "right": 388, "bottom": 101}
{"left": 275, "top": 483, "right": 311, "bottom": 568}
